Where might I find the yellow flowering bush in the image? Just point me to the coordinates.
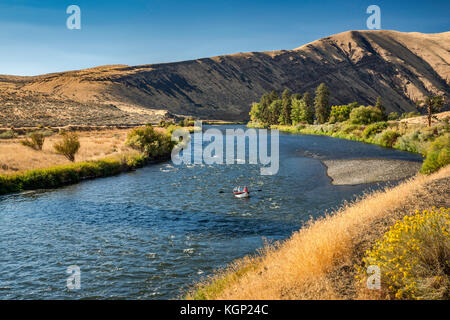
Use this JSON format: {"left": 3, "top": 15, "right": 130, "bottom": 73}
{"left": 357, "top": 207, "right": 450, "bottom": 299}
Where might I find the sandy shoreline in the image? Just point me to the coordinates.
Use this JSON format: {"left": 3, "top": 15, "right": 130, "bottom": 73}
{"left": 322, "top": 159, "right": 422, "bottom": 185}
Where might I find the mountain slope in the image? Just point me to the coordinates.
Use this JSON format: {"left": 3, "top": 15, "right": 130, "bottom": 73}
{"left": 1, "top": 30, "right": 449, "bottom": 126}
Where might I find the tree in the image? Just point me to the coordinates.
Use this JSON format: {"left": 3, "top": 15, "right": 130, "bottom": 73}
{"left": 279, "top": 89, "right": 292, "bottom": 125}
{"left": 269, "top": 90, "right": 279, "bottom": 103}
{"left": 290, "top": 98, "right": 302, "bottom": 124}
{"left": 303, "top": 92, "right": 312, "bottom": 111}
{"left": 249, "top": 102, "right": 261, "bottom": 122}
{"left": 417, "top": 95, "right": 444, "bottom": 127}
{"left": 291, "top": 96, "right": 314, "bottom": 124}
{"left": 258, "top": 93, "right": 272, "bottom": 124}
{"left": 375, "top": 96, "right": 386, "bottom": 119}
{"left": 54, "top": 132, "right": 80, "bottom": 162}
{"left": 300, "top": 92, "right": 314, "bottom": 124}
{"left": 349, "top": 106, "right": 384, "bottom": 125}
{"left": 314, "top": 83, "right": 330, "bottom": 124}
{"left": 329, "top": 105, "right": 353, "bottom": 123}
{"left": 268, "top": 100, "right": 282, "bottom": 125}
{"left": 125, "top": 125, "right": 174, "bottom": 158}
{"left": 21, "top": 132, "right": 45, "bottom": 151}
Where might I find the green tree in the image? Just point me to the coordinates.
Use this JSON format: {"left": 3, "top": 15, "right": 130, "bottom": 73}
{"left": 269, "top": 90, "right": 279, "bottom": 103}
{"left": 268, "top": 100, "right": 282, "bottom": 125}
{"left": 349, "top": 106, "right": 384, "bottom": 125}
{"left": 375, "top": 96, "right": 386, "bottom": 119}
{"left": 291, "top": 96, "right": 314, "bottom": 124}
{"left": 279, "top": 89, "right": 292, "bottom": 125}
{"left": 301, "top": 92, "right": 314, "bottom": 124}
{"left": 125, "top": 125, "right": 174, "bottom": 158}
{"left": 329, "top": 105, "right": 353, "bottom": 123}
{"left": 303, "top": 92, "right": 312, "bottom": 111}
{"left": 314, "top": 83, "right": 330, "bottom": 124}
{"left": 258, "top": 93, "right": 272, "bottom": 124}
{"left": 416, "top": 95, "right": 444, "bottom": 127}
{"left": 53, "top": 132, "right": 80, "bottom": 162}
{"left": 249, "top": 102, "right": 261, "bottom": 122}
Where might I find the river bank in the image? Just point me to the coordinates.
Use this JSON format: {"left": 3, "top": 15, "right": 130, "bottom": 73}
{"left": 323, "top": 159, "right": 422, "bottom": 185}
{"left": 188, "top": 165, "right": 450, "bottom": 299}
{"left": 248, "top": 112, "right": 449, "bottom": 176}
{"left": 0, "top": 125, "right": 193, "bottom": 195}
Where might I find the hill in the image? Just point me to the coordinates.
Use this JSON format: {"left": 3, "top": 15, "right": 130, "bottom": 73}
{"left": 1, "top": 30, "right": 449, "bottom": 126}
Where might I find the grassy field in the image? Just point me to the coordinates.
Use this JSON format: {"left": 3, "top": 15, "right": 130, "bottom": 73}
{"left": 0, "top": 125, "right": 184, "bottom": 195}
{"left": 188, "top": 165, "right": 450, "bottom": 300}
{"left": 0, "top": 128, "right": 141, "bottom": 175}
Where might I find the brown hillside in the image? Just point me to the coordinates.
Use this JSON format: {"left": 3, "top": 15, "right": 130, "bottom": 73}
{"left": 1, "top": 30, "right": 449, "bottom": 126}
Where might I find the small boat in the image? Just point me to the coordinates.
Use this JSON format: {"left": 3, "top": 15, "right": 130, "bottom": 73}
{"left": 233, "top": 186, "right": 250, "bottom": 198}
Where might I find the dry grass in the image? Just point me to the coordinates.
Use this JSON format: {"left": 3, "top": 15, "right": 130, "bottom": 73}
{"left": 190, "top": 165, "right": 450, "bottom": 300}
{"left": 0, "top": 128, "right": 164, "bottom": 175}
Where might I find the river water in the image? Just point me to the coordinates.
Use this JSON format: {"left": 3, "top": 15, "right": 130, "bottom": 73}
{"left": 0, "top": 126, "right": 422, "bottom": 299}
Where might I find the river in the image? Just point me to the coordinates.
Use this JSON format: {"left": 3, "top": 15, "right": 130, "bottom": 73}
{"left": 0, "top": 125, "right": 422, "bottom": 299}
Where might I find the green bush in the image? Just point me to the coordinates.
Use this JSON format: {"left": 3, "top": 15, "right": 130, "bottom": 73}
{"left": 329, "top": 104, "right": 355, "bottom": 123}
{"left": 341, "top": 123, "right": 361, "bottom": 134}
{"left": 394, "top": 131, "right": 421, "bottom": 153}
{"left": 388, "top": 112, "right": 400, "bottom": 121}
{"left": 375, "top": 130, "right": 401, "bottom": 148}
{"left": 20, "top": 132, "right": 45, "bottom": 151}
{"left": 125, "top": 125, "right": 174, "bottom": 159}
{"left": 53, "top": 132, "right": 80, "bottom": 162}
{"left": 0, "top": 130, "right": 16, "bottom": 139}
{"left": 400, "top": 111, "right": 421, "bottom": 119}
{"left": 349, "top": 106, "right": 384, "bottom": 125}
{"left": 420, "top": 134, "right": 450, "bottom": 174}
{"left": 362, "top": 122, "right": 388, "bottom": 138}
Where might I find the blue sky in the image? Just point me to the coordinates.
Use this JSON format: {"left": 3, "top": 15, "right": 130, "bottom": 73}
{"left": 0, "top": 0, "right": 449, "bottom": 75}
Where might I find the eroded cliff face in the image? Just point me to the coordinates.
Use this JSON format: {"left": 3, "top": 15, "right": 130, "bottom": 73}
{"left": 1, "top": 30, "right": 449, "bottom": 126}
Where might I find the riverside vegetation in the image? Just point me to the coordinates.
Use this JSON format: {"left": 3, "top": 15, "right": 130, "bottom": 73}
{"left": 0, "top": 124, "right": 187, "bottom": 195}
{"left": 248, "top": 85, "right": 450, "bottom": 174}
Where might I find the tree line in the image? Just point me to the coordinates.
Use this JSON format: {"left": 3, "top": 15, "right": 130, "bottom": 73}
{"left": 249, "top": 83, "right": 331, "bottom": 126}
{"left": 249, "top": 82, "right": 444, "bottom": 127}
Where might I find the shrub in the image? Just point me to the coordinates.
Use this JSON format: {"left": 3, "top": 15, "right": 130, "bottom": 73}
{"left": 53, "top": 132, "right": 80, "bottom": 162}
{"left": 357, "top": 208, "right": 450, "bottom": 300}
{"left": 388, "top": 112, "right": 400, "bottom": 121}
{"left": 350, "top": 106, "right": 384, "bottom": 125}
{"left": 394, "top": 130, "right": 421, "bottom": 153}
{"left": 0, "top": 130, "right": 16, "bottom": 139}
{"left": 125, "top": 125, "right": 174, "bottom": 159}
{"left": 400, "top": 111, "right": 421, "bottom": 119}
{"left": 341, "top": 123, "right": 361, "bottom": 134}
{"left": 21, "top": 132, "right": 45, "bottom": 151}
{"left": 329, "top": 104, "right": 354, "bottom": 123}
{"left": 420, "top": 134, "right": 450, "bottom": 174}
{"left": 362, "top": 122, "right": 388, "bottom": 138}
{"left": 374, "top": 130, "right": 401, "bottom": 148}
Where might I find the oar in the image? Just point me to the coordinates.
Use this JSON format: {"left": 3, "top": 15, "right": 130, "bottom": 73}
{"left": 219, "top": 189, "right": 262, "bottom": 193}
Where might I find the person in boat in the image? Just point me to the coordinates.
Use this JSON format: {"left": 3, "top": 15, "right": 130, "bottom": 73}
{"left": 234, "top": 186, "right": 249, "bottom": 194}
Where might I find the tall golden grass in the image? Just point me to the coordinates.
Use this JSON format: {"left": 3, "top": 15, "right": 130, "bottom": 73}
{"left": 189, "top": 165, "right": 450, "bottom": 300}
{"left": 0, "top": 129, "right": 138, "bottom": 174}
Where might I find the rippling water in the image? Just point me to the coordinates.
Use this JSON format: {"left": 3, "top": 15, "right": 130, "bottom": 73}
{"left": 0, "top": 126, "right": 422, "bottom": 299}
